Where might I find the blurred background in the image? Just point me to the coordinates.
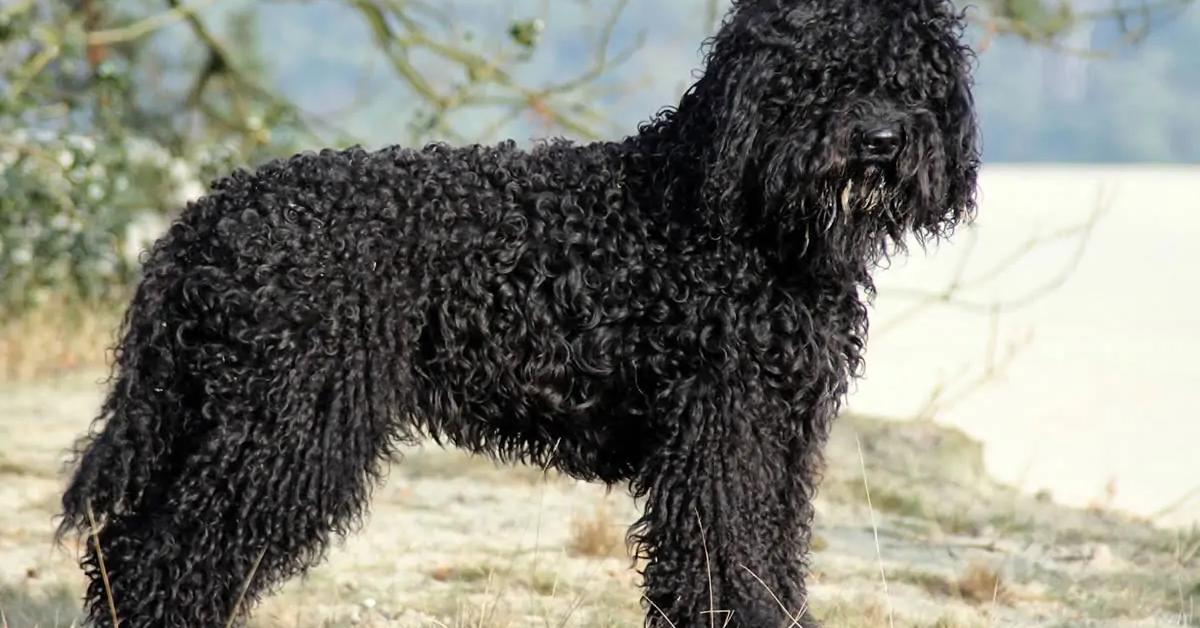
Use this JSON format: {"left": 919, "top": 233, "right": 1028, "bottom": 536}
{"left": 1, "top": 0, "right": 1197, "bottom": 626}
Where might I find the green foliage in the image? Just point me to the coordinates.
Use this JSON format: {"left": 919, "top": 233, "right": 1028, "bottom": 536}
{"left": 0, "top": 0, "right": 643, "bottom": 314}
{"left": 3, "top": 131, "right": 160, "bottom": 309}
{"left": 992, "top": 0, "right": 1077, "bottom": 40}
{"left": 0, "top": 129, "right": 239, "bottom": 310}
{"left": 0, "top": 0, "right": 293, "bottom": 313}
{"left": 508, "top": 18, "right": 546, "bottom": 48}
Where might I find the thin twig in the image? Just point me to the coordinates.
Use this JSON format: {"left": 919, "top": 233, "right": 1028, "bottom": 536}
{"left": 224, "top": 547, "right": 267, "bottom": 628}
{"left": 85, "top": 502, "right": 120, "bottom": 628}
{"left": 739, "top": 565, "right": 807, "bottom": 628}
{"left": 965, "top": 0, "right": 1193, "bottom": 57}
{"left": 878, "top": 186, "right": 1111, "bottom": 334}
{"left": 348, "top": 0, "right": 633, "bottom": 139}
{"left": 1154, "top": 485, "right": 1200, "bottom": 521}
{"left": 168, "top": 0, "right": 350, "bottom": 143}
{"left": 87, "top": 0, "right": 221, "bottom": 45}
{"left": 695, "top": 509, "right": 716, "bottom": 628}
{"left": 9, "top": 42, "right": 61, "bottom": 101}
{"left": 641, "top": 595, "right": 680, "bottom": 628}
{"left": 855, "top": 435, "right": 895, "bottom": 628}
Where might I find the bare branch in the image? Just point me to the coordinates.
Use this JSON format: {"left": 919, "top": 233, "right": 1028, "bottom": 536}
{"left": 969, "top": 0, "right": 1195, "bottom": 55}
{"left": 876, "top": 186, "right": 1112, "bottom": 420}
{"left": 86, "top": 0, "right": 222, "bottom": 45}
{"left": 878, "top": 186, "right": 1111, "bottom": 336}
{"left": 341, "top": 0, "right": 641, "bottom": 141}
{"left": 911, "top": 313, "right": 1034, "bottom": 421}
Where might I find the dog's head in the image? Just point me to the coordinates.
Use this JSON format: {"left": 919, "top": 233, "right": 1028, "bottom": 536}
{"left": 657, "top": 0, "right": 979, "bottom": 265}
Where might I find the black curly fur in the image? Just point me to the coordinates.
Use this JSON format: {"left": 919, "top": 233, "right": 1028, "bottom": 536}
{"left": 60, "top": 0, "right": 978, "bottom": 625}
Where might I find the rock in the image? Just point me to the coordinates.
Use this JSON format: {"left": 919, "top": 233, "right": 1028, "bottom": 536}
{"left": 1087, "top": 543, "right": 1115, "bottom": 571}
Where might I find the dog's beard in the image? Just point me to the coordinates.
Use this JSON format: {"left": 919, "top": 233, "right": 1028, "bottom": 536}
{"left": 823, "top": 167, "right": 903, "bottom": 230}
{"left": 804, "top": 170, "right": 911, "bottom": 264}
{"left": 759, "top": 155, "right": 913, "bottom": 264}
{"left": 834, "top": 174, "right": 894, "bottom": 222}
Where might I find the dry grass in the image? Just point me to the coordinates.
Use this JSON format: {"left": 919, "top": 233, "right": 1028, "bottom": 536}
{"left": 814, "top": 594, "right": 892, "bottom": 628}
{"left": 429, "top": 563, "right": 499, "bottom": 586}
{"left": 816, "top": 594, "right": 988, "bottom": 628}
{"left": 0, "top": 297, "right": 123, "bottom": 381}
{"left": 397, "top": 446, "right": 560, "bottom": 485}
{"left": 890, "top": 567, "right": 958, "bottom": 598}
{"left": 955, "top": 561, "right": 1008, "bottom": 605}
{"left": 892, "top": 561, "right": 1011, "bottom": 607}
{"left": 0, "top": 584, "right": 81, "bottom": 628}
{"left": 7, "top": 373, "right": 1186, "bottom": 627}
{"left": 929, "top": 610, "right": 988, "bottom": 628}
{"left": 430, "top": 586, "right": 518, "bottom": 628}
{"left": 566, "top": 503, "right": 627, "bottom": 559}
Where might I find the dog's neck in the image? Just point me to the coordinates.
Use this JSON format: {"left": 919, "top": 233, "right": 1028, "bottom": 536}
{"left": 622, "top": 122, "right": 876, "bottom": 292}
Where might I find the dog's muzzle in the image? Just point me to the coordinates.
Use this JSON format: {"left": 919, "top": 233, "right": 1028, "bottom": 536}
{"left": 858, "top": 125, "right": 904, "bottom": 163}
{"left": 837, "top": 171, "right": 892, "bottom": 217}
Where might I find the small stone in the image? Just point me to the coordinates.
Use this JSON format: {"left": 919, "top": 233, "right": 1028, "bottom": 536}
{"left": 1087, "top": 544, "right": 1115, "bottom": 571}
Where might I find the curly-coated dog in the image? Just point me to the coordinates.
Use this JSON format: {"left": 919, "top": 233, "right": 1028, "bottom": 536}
{"left": 60, "top": 0, "right": 978, "bottom": 625}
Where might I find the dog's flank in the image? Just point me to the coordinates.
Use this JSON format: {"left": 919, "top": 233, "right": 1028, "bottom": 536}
{"left": 60, "top": 0, "right": 978, "bottom": 626}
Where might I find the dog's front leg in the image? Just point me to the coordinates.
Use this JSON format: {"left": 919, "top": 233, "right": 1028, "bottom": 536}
{"left": 631, "top": 379, "right": 820, "bottom": 628}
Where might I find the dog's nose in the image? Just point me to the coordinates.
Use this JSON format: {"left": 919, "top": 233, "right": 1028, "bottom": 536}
{"left": 860, "top": 126, "right": 903, "bottom": 161}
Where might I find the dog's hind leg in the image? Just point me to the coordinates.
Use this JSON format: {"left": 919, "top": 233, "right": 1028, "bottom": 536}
{"left": 63, "top": 277, "right": 406, "bottom": 627}
{"left": 630, "top": 375, "right": 821, "bottom": 628}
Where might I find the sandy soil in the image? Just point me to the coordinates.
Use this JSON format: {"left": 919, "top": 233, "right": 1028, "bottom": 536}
{"left": 0, "top": 373, "right": 1195, "bottom": 627}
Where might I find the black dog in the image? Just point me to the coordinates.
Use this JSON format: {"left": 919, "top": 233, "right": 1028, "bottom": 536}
{"left": 61, "top": 0, "right": 978, "bottom": 625}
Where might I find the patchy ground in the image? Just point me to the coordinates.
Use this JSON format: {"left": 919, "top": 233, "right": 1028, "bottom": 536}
{"left": 1, "top": 374, "right": 1196, "bottom": 627}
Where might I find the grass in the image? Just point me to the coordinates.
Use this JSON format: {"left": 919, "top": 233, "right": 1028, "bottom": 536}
{"left": 422, "top": 585, "right": 518, "bottom": 628}
{"left": 253, "top": 560, "right": 639, "bottom": 628}
{"left": 0, "top": 583, "right": 82, "bottom": 628}
{"left": 1046, "top": 570, "right": 1199, "bottom": 622}
{"left": 396, "top": 446, "right": 562, "bottom": 485}
{"left": 867, "top": 483, "right": 927, "bottom": 519}
{"left": 890, "top": 567, "right": 958, "bottom": 598}
{"left": 5, "top": 385, "right": 1194, "bottom": 627}
{"left": 566, "top": 503, "right": 627, "bottom": 559}
{"left": 827, "top": 478, "right": 983, "bottom": 537}
{"left": 889, "top": 562, "right": 1014, "bottom": 606}
{"left": 429, "top": 563, "right": 499, "bottom": 587}
{"left": 954, "top": 561, "right": 1008, "bottom": 605}
{"left": 811, "top": 594, "right": 891, "bottom": 628}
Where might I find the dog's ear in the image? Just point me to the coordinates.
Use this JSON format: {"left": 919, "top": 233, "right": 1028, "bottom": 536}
{"left": 652, "top": 0, "right": 799, "bottom": 239}
{"left": 912, "top": 33, "right": 980, "bottom": 238}
{"left": 682, "top": 42, "right": 781, "bottom": 239}
{"left": 704, "top": 55, "right": 773, "bottom": 235}
{"left": 941, "top": 76, "right": 980, "bottom": 229}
